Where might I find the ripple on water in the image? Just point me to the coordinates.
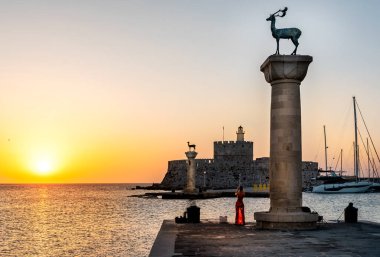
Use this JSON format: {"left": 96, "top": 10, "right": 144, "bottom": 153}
{"left": 0, "top": 185, "right": 379, "bottom": 257}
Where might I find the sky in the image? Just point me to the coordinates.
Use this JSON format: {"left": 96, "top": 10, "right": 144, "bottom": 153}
{"left": 1, "top": 0, "right": 380, "bottom": 183}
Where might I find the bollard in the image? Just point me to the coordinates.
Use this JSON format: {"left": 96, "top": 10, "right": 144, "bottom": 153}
{"left": 187, "top": 205, "right": 200, "bottom": 223}
{"left": 344, "top": 202, "right": 358, "bottom": 223}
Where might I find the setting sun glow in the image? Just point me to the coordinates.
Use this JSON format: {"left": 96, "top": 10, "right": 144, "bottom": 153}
{"left": 33, "top": 160, "right": 54, "bottom": 175}
{"left": 28, "top": 152, "right": 58, "bottom": 176}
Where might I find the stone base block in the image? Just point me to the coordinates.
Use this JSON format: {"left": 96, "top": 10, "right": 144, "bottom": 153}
{"left": 184, "top": 189, "right": 198, "bottom": 194}
{"left": 254, "top": 211, "right": 318, "bottom": 230}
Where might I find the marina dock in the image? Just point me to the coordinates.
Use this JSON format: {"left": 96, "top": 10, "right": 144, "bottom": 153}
{"left": 149, "top": 220, "right": 380, "bottom": 256}
{"left": 132, "top": 191, "right": 269, "bottom": 199}
{"left": 161, "top": 191, "right": 268, "bottom": 199}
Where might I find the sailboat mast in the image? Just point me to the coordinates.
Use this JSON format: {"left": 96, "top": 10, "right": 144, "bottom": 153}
{"left": 353, "top": 142, "right": 356, "bottom": 178}
{"left": 353, "top": 96, "right": 359, "bottom": 181}
{"left": 367, "top": 138, "right": 370, "bottom": 180}
{"left": 340, "top": 148, "right": 343, "bottom": 175}
{"left": 324, "top": 125, "right": 328, "bottom": 172}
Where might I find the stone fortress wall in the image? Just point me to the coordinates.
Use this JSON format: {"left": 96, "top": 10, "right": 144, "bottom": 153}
{"left": 213, "top": 141, "right": 253, "bottom": 163}
{"left": 160, "top": 126, "right": 318, "bottom": 190}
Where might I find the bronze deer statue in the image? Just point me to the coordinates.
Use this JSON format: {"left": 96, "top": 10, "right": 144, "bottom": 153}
{"left": 187, "top": 141, "right": 196, "bottom": 151}
{"left": 266, "top": 7, "right": 301, "bottom": 55}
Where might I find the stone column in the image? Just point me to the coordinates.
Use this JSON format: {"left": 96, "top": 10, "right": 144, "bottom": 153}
{"left": 185, "top": 151, "right": 198, "bottom": 194}
{"left": 254, "top": 55, "right": 318, "bottom": 229}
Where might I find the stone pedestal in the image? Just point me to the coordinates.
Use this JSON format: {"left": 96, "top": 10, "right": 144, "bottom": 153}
{"left": 254, "top": 55, "right": 318, "bottom": 229}
{"left": 185, "top": 151, "right": 198, "bottom": 194}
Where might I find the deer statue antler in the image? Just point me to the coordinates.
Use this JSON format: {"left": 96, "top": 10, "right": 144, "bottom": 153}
{"left": 274, "top": 7, "right": 288, "bottom": 17}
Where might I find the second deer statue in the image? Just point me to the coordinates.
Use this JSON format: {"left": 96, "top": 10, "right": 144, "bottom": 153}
{"left": 187, "top": 142, "right": 196, "bottom": 151}
{"left": 266, "top": 7, "right": 301, "bottom": 55}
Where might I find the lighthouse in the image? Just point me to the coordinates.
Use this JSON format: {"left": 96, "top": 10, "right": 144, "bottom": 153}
{"left": 236, "top": 126, "right": 245, "bottom": 142}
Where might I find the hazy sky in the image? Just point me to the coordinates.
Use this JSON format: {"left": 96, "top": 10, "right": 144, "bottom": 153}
{"left": 1, "top": 0, "right": 380, "bottom": 183}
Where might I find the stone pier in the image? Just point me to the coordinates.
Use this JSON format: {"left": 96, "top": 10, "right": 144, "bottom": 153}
{"left": 149, "top": 220, "right": 380, "bottom": 257}
{"left": 254, "top": 55, "right": 318, "bottom": 229}
{"left": 184, "top": 151, "right": 198, "bottom": 194}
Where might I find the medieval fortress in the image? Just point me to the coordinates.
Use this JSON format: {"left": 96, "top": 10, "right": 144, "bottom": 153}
{"left": 160, "top": 126, "right": 318, "bottom": 189}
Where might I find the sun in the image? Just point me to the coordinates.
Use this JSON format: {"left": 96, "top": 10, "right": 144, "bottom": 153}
{"left": 34, "top": 160, "right": 54, "bottom": 175}
{"left": 29, "top": 154, "right": 58, "bottom": 176}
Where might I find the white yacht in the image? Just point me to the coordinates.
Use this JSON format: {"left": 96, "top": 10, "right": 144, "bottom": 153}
{"left": 312, "top": 181, "right": 374, "bottom": 194}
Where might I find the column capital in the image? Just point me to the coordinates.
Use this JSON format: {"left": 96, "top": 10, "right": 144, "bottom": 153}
{"left": 185, "top": 151, "right": 198, "bottom": 159}
{"left": 260, "top": 55, "right": 312, "bottom": 85}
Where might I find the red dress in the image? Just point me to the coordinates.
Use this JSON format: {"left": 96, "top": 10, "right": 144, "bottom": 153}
{"left": 235, "top": 191, "right": 245, "bottom": 225}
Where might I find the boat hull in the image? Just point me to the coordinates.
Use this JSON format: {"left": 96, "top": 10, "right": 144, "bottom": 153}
{"left": 312, "top": 181, "right": 375, "bottom": 194}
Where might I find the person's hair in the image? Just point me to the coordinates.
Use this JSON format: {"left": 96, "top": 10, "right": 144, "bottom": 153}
{"left": 239, "top": 185, "right": 243, "bottom": 191}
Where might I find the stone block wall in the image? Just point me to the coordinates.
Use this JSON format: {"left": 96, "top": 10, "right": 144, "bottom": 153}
{"left": 160, "top": 139, "right": 317, "bottom": 190}
{"left": 302, "top": 162, "right": 319, "bottom": 189}
{"left": 253, "top": 157, "right": 270, "bottom": 184}
{"left": 214, "top": 141, "right": 253, "bottom": 163}
{"left": 160, "top": 157, "right": 318, "bottom": 190}
{"left": 161, "top": 159, "right": 215, "bottom": 189}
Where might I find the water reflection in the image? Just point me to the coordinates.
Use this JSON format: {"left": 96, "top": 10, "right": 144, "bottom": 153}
{"left": 0, "top": 185, "right": 379, "bottom": 257}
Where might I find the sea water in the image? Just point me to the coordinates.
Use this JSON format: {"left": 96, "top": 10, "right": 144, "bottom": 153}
{"left": 0, "top": 184, "right": 379, "bottom": 257}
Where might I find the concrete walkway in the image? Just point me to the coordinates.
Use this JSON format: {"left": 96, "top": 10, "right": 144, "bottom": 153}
{"left": 149, "top": 220, "right": 380, "bottom": 257}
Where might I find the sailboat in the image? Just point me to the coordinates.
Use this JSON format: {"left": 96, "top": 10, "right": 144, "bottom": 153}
{"left": 312, "top": 97, "right": 380, "bottom": 193}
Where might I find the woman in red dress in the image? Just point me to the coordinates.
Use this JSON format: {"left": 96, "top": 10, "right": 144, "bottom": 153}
{"left": 235, "top": 185, "right": 245, "bottom": 225}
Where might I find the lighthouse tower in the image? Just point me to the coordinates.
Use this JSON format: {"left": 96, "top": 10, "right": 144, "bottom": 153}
{"left": 236, "top": 126, "right": 245, "bottom": 142}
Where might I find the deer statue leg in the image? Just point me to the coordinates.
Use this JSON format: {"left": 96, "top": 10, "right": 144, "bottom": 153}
{"left": 276, "top": 38, "right": 280, "bottom": 55}
{"left": 291, "top": 38, "right": 299, "bottom": 55}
